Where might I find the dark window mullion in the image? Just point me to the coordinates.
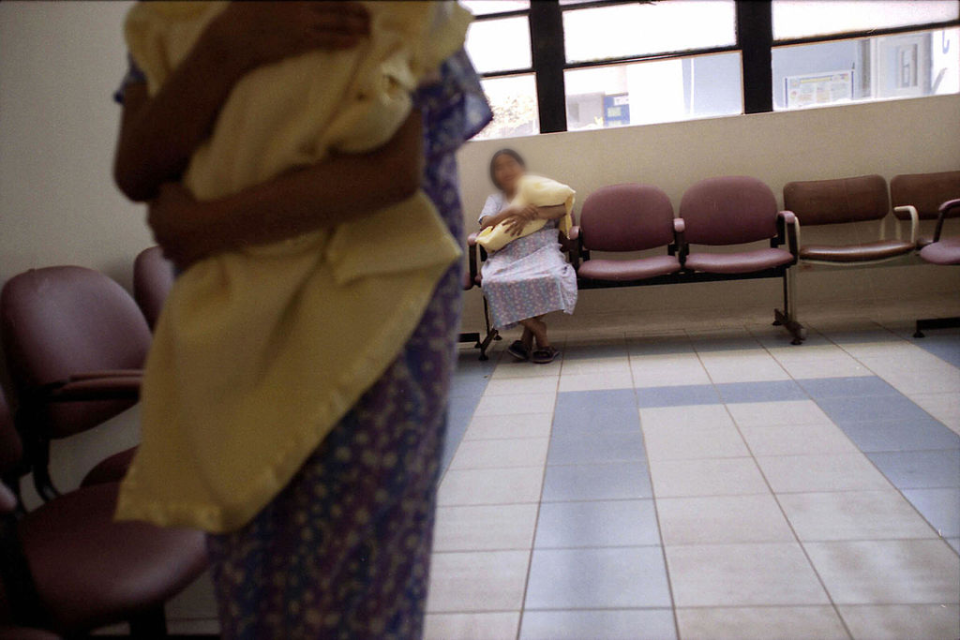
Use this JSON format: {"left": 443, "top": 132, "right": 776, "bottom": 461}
{"left": 736, "top": 0, "right": 773, "bottom": 114}
{"left": 529, "top": 1, "right": 568, "bottom": 133}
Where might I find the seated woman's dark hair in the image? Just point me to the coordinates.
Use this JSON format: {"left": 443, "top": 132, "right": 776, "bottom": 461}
{"left": 489, "top": 148, "right": 526, "bottom": 190}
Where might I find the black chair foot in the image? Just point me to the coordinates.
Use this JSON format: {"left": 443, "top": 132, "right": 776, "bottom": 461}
{"left": 774, "top": 309, "right": 805, "bottom": 345}
{"left": 914, "top": 330, "right": 925, "bottom": 338}
{"left": 772, "top": 319, "right": 782, "bottom": 326}
{"left": 479, "top": 353, "right": 489, "bottom": 361}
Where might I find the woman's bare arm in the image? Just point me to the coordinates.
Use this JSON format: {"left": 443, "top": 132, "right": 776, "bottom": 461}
{"left": 149, "top": 112, "right": 424, "bottom": 269}
{"left": 113, "top": 2, "right": 370, "bottom": 202}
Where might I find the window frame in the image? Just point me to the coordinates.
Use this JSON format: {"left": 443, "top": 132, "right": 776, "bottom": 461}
{"left": 467, "top": 0, "right": 960, "bottom": 137}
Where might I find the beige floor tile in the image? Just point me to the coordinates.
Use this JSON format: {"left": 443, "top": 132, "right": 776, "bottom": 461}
{"left": 642, "top": 422, "right": 749, "bottom": 460}
{"left": 657, "top": 494, "right": 795, "bottom": 545}
{"left": 727, "top": 400, "right": 833, "bottom": 428}
{"left": 558, "top": 370, "right": 634, "bottom": 392}
{"left": 676, "top": 606, "right": 849, "bottom": 640}
{"left": 483, "top": 377, "right": 558, "bottom": 396}
{"left": 648, "top": 457, "right": 769, "bottom": 498}
{"left": 756, "top": 453, "right": 892, "bottom": 493}
{"left": 777, "top": 356, "right": 872, "bottom": 379}
{"left": 560, "top": 356, "right": 631, "bottom": 376}
{"left": 491, "top": 359, "right": 562, "bottom": 379}
{"left": 450, "top": 438, "right": 549, "bottom": 470}
{"left": 804, "top": 539, "right": 960, "bottom": 605}
{"left": 910, "top": 392, "right": 960, "bottom": 420}
{"left": 630, "top": 356, "right": 712, "bottom": 387}
{"left": 779, "top": 491, "right": 938, "bottom": 541}
{"left": 640, "top": 404, "right": 735, "bottom": 431}
{"left": 701, "top": 354, "right": 791, "bottom": 383}
{"left": 464, "top": 413, "right": 554, "bottom": 440}
{"left": 438, "top": 467, "right": 544, "bottom": 506}
{"left": 424, "top": 612, "right": 521, "bottom": 640}
{"left": 738, "top": 422, "right": 859, "bottom": 456}
{"left": 426, "top": 551, "right": 529, "bottom": 612}
{"left": 434, "top": 504, "right": 538, "bottom": 552}
{"left": 665, "top": 543, "right": 830, "bottom": 607}
{"left": 838, "top": 604, "right": 960, "bottom": 640}
{"left": 473, "top": 392, "right": 556, "bottom": 417}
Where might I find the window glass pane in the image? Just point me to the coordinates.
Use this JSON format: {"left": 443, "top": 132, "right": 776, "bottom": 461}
{"left": 773, "top": 27, "right": 960, "bottom": 110}
{"left": 773, "top": 1, "right": 958, "bottom": 41}
{"left": 564, "top": 52, "right": 742, "bottom": 130}
{"left": 475, "top": 74, "right": 539, "bottom": 140}
{"left": 563, "top": 0, "right": 736, "bottom": 63}
{"left": 459, "top": 1, "right": 529, "bottom": 17}
{"left": 465, "top": 16, "right": 532, "bottom": 74}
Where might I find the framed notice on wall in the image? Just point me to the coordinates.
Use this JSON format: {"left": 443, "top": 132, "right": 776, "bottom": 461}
{"left": 785, "top": 70, "right": 854, "bottom": 108}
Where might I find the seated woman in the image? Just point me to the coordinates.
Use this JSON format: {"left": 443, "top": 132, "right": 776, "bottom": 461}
{"left": 479, "top": 149, "right": 578, "bottom": 363}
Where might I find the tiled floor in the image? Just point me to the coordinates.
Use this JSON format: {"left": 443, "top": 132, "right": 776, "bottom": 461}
{"left": 426, "top": 322, "right": 960, "bottom": 640}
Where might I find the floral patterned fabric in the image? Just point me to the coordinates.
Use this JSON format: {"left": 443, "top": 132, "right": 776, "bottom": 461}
{"left": 200, "top": 49, "right": 492, "bottom": 640}
{"left": 479, "top": 192, "right": 579, "bottom": 330}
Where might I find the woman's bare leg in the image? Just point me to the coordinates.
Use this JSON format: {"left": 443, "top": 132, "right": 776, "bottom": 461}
{"left": 520, "top": 326, "right": 535, "bottom": 351}
{"left": 518, "top": 318, "right": 548, "bottom": 349}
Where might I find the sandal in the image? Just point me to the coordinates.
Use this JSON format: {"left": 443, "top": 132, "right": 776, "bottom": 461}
{"left": 531, "top": 346, "right": 559, "bottom": 364}
{"left": 507, "top": 340, "right": 531, "bottom": 361}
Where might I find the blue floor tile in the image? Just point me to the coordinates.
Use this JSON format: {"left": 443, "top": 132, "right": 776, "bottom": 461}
{"left": 534, "top": 499, "right": 662, "bottom": 548}
{"left": 716, "top": 380, "right": 808, "bottom": 404}
{"left": 548, "top": 431, "right": 645, "bottom": 466}
{"left": 542, "top": 462, "right": 652, "bottom": 502}
{"left": 902, "top": 488, "right": 960, "bottom": 538}
{"left": 553, "top": 389, "right": 639, "bottom": 437}
{"left": 635, "top": 384, "right": 721, "bottom": 408}
{"left": 520, "top": 609, "right": 677, "bottom": 640}
{"left": 912, "top": 327, "right": 960, "bottom": 368}
{"left": 867, "top": 450, "right": 960, "bottom": 490}
{"left": 816, "top": 395, "right": 936, "bottom": 426}
{"left": 524, "top": 547, "right": 672, "bottom": 610}
{"left": 837, "top": 418, "right": 960, "bottom": 453}
{"left": 799, "top": 376, "right": 899, "bottom": 399}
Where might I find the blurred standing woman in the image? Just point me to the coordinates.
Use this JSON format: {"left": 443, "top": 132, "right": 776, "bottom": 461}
{"left": 479, "top": 149, "right": 577, "bottom": 363}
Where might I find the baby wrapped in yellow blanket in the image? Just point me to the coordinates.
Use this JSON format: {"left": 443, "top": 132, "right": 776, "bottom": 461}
{"left": 476, "top": 175, "right": 575, "bottom": 252}
{"left": 116, "top": 1, "right": 472, "bottom": 533}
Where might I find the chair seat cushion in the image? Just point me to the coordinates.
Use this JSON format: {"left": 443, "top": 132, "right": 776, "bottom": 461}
{"left": 577, "top": 255, "right": 682, "bottom": 281}
{"left": 79, "top": 446, "right": 137, "bottom": 488}
{"left": 799, "top": 240, "right": 914, "bottom": 263}
{"left": 684, "top": 248, "right": 793, "bottom": 274}
{"left": 919, "top": 237, "right": 960, "bottom": 265}
{"left": 19, "top": 482, "right": 207, "bottom": 633}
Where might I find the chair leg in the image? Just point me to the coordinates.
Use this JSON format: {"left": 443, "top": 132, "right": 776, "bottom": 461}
{"left": 478, "top": 297, "right": 499, "bottom": 361}
{"left": 775, "top": 268, "right": 806, "bottom": 345}
{"left": 128, "top": 606, "right": 168, "bottom": 638}
{"left": 914, "top": 316, "right": 960, "bottom": 338}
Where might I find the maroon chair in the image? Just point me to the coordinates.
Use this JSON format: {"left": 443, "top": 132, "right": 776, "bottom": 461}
{"left": 0, "top": 389, "right": 207, "bottom": 637}
{"left": 914, "top": 198, "right": 960, "bottom": 337}
{"left": 0, "top": 267, "right": 148, "bottom": 499}
{"left": 570, "top": 183, "right": 684, "bottom": 284}
{"left": 890, "top": 171, "right": 960, "bottom": 248}
{"left": 784, "top": 174, "right": 915, "bottom": 263}
{"left": 679, "top": 176, "right": 804, "bottom": 343}
{"left": 133, "top": 246, "right": 175, "bottom": 330}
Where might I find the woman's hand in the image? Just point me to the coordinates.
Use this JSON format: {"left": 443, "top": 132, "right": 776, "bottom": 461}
{"left": 148, "top": 184, "right": 220, "bottom": 270}
{"left": 503, "top": 205, "right": 539, "bottom": 236}
{"left": 212, "top": 1, "right": 370, "bottom": 72}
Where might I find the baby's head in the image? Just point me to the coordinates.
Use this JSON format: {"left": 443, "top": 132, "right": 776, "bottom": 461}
{"left": 490, "top": 149, "right": 526, "bottom": 195}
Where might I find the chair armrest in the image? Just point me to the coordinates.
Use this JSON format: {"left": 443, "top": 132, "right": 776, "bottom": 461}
{"left": 465, "top": 239, "right": 478, "bottom": 289}
{"left": 932, "top": 199, "right": 960, "bottom": 243}
{"left": 467, "top": 232, "right": 479, "bottom": 247}
{"left": 892, "top": 206, "right": 918, "bottom": 245}
{"left": 68, "top": 369, "right": 142, "bottom": 382}
{"left": 0, "top": 482, "right": 17, "bottom": 514}
{"left": 568, "top": 225, "right": 581, "bottom": 241}
{"left": 44, "top": 376, "right": 141, "bottom": 402}
{"left": 565, "top": 226, "right": 582, "bottom": 270}
{"left": 779, "top": 211, "right": 800, "bottom": 258}
{"left": 673, "top": 218, "right": 686, "bottom": 234}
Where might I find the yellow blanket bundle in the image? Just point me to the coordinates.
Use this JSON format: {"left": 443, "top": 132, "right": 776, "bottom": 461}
{"left": 476, "top": 175, "right": 576, "bottom": 252}
{"left": 116, "top": 1, "right": 471, "bottom": 533}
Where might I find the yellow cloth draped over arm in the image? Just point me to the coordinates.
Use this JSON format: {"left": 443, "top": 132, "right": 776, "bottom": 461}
{"left": 115, "top": 1, "right": 471, "bottom": 533}
{"left": 475, "top": 175, "right": 576, "bottom": 252}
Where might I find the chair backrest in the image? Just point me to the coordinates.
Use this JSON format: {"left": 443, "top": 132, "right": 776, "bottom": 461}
{"left": 579, "top": 184, "right": 676, "bottom": 252}
{"left": 679, "top": 176, "right": 779, "bottom": 246}
{"left": 133, "top": 246, "right": 175, "bottom": 330}
{"left": 0, "top": 266, "right": 150, "bottom": 438}
{"left": 783, "top": 174, "right": 889, "bottom": 226}
{"left": 890, "top": 170, "right": 960, "bottom": 220}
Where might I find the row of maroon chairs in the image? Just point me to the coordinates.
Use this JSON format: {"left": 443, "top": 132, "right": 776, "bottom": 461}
{"left": 0, "top": 249, "right": 206, "bottom": 637}
{"left": 466, "top": 171, "right": 959, "bottom": 355}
